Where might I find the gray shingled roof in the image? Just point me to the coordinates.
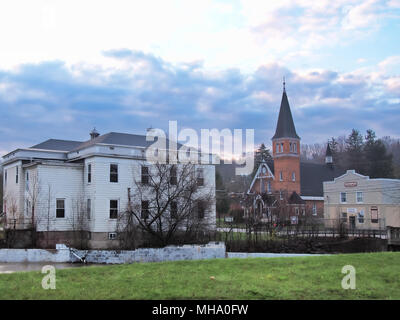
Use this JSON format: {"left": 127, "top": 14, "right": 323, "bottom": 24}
{"left": 71, "top": 132, "right": 183, "bottom": 152}
{"left": 31, "top": 139, "right": 83, "bottom": 151}
{"left": 272, "top": 91, "right": 300, "bottom": 140}
{"left": 31, "top": 132, "right": 185, "bottom": 153}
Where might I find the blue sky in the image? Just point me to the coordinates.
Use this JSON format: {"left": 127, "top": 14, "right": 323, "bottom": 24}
{"left": 0, "top": 0, "right": 400, "bottom": 156}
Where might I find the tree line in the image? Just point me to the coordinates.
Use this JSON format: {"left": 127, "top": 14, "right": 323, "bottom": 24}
{"left": 301, "top": 129, "right": 398, "bottom": 178}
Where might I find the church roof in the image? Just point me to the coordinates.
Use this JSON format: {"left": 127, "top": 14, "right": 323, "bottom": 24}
{"left": 326, "top": 143, "right": 332, "bottom": 156}
{"left": 216, "top": 160, "right": 345, "bottom": 197}
{"left": 272, "top": 90, "right": 300, "bottom": 140}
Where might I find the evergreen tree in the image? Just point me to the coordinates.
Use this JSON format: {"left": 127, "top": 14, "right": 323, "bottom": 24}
{"left": 364, "top": 129, "right": 394, "bottom": 178}
{"left": 252, "top": 143, "right": 272, "bottom": 178}
{"left": 345, "top": 129, "right": 366, "bottom": 174}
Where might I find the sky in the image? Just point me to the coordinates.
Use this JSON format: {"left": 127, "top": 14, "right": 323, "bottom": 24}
{"left": 0, "top": 0, "right": 400, "bottom": 156}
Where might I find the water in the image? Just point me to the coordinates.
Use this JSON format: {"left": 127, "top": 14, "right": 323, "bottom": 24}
{"left": 0, "top": 262, "right": 100, "bottom": 274}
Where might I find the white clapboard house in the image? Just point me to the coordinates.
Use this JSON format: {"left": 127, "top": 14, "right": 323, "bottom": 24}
{"left": 1, "top": 130, "right": 216, "bottom": 248}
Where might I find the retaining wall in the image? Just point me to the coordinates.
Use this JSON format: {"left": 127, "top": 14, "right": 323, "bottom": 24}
{"left": 0, "top": 242, "right": 226, "bottom": 264}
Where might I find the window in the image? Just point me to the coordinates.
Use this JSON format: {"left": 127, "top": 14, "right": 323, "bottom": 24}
{"left": 289, "top": 142, "right": 292, "bottom": 152}
{"left": 295, "top": 207, "right": 299, "bottom": 215}
{"left": 279, "top": 171, "right": 283, "bottom": 181}
{"left": 356, "top": 191, "right": 363, "bottom": 203}
{"left": 267, "top": 181, "right": 271, "bottom": 193}
{"left": 196, "top": 168, "right": 204, "bottom": 187}
{"left": 340, "top": 192, "right": 347, "bottom": 203}
{"left": 109, "top": 200, "right": 118, "bottom": 219}
{"left": 170, "top": 165, "right": 177, "bottom": 185}
{"left": 294, "top": 143, "right": 297, "bottom": 153}
{"left": 301, "top": 208, "right": 305, "bottom": 216}
{"left": 292, "top": 172, "right": 296, "bottom": 181}
{"left": 279, "top": 190, "right": 283, "bottom": 200}
{"left": 276, "top": 143, "right": 279, "bottom": 153}
{"left": 26, "top": 171, "right": 29, "bottom": 191}
{"left": 87, "top": 199, "right": 91, "bottom": 220}
{"left": 4, "top": 169, "right": 7, "bottom": 184}
{"left": 312, "top": 203, "right": 317, "bottom": 216}
{"left": 108, "top": 232, "right": 117, "bottom": 240}
{"left": 371, "top": 206, "right": 378, "bottom": 223}
{"left": 87, "top": 164, "right": 92, "bottom": 183}
{"left": 26, "top": 199, "right": 31, "bottom": 215}
{"left": 358, "top": 210, "right": 364, "bottom": 223}
{"left": 141, "top": 200, "right": 149, "bottom": 219}
{"left": 16, "top": 166, "right": 19, "bottom": 184}
{"left": 170, "top": 201, "right": 178, "bottom": 219}
{"left": 341, "top": 212, "right": 347, "bottom": 219}
{"left": 197, "top": 201, "right": 205, "bottom": 219}
{"left": 280, "top": 143, "right": 284, "bottom": 153}
{"left": 141, "top": 166, "right": 149, "bottom": 184}
{"left": 110, "top": 164, "right": 118, "bottom": 183}
{"left": 56, "top": 199, "right": 65, "bottom": 218}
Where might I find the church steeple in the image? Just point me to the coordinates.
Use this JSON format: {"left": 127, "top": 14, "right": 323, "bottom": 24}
{"left": 325, "top": 143, "right": 333, "bottom": 167}
{"left": 271, "top": 81, "right": 301, "bottom": 196}
{"left": 272, "top": 83, "right": 300, "bottom": 140}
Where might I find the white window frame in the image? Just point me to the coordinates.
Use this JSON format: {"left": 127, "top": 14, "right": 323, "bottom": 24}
{"left": 312, "top": 203, "right": 317, "bottom": 216}
{"left": 87, "top": 163, "right": 92, "bottom": 184}
{"left": 56, "top": 198, "right": 66, "bottom": 219}
{"left": 109, "top": 199, "right": 119, "bottom": 219}
{"left": 108, "top": 232, "right": 117, "bottom": 240}
{"left": 292, "top": 172, "right": 295, "bottom": 181}
{"left": 356, "top": 191, "right": 363, "bottom": 203}
{"left": 110, "top": 163, "right": 118, "bottom": 183}
{"left": 340, "top": 192, "right": 347, "bottom": 204}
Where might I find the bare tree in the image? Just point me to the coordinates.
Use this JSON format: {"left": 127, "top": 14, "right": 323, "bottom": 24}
{"left": 71, "top": 195, "right": 90, "bottom": 249}
{"left": 118, "top": 162, "right": 214, "bottom": 248}
{"left": 3, "top": 191, "right": 19, "bottom": 247}
{"left": 26, "top": 170, "right": 42, "bottom": 246}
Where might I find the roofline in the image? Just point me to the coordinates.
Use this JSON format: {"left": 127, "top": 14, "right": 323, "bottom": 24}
{"left": 2, "top": 147, "right": 68, "bottom": 158}
{"left": 247, "top": 162, "right": 274, "bottom": 193}
{"left": 323, "top": 169, "right": 369, "bottom": 185}
{"left": 301, "top": 196, "right": 324, "bottom": 201}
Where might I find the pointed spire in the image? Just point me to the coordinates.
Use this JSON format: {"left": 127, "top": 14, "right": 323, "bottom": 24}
{"left": 325, "top": 143, "right": 332, "bottom": 157}
{"left": 272, "top": 82, "right": 300, "bottom": 140}
{"left": 283, "top": 76, "right": 286, "bottom": 93}
{"left": 325, "top": 142, "right": 333, "bottom": 166}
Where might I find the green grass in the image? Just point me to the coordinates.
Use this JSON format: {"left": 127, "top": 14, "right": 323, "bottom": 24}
{"left": 1, "top": 252, "right": 399, "bottom": 299}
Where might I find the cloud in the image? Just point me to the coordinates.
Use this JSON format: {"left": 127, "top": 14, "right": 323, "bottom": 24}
{"left": 0, "top": 50, "right": 399, "bottom": 156}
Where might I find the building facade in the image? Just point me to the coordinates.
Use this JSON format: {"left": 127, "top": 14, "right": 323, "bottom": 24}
{"left": 2, "top": 131, "right": 216, "bottom": 248}
{"left": 323, "top": 170, "right": 400, "bottom": 229}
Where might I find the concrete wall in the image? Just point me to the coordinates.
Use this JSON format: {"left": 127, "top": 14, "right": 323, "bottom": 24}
{"left": 0, "top": 246, "right": 70, "bottom": 263}
{"left": 0, "top": 242, "right": 225, "bottom": 264}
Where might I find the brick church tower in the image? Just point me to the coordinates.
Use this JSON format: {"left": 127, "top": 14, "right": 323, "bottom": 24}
{"left": 271, "top": 81, "right": 301, "bottom": 195}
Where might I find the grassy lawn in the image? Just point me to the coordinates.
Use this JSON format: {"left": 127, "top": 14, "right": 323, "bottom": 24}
{"left": 0, "top": 252, "right": 399, "bottom": 300}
